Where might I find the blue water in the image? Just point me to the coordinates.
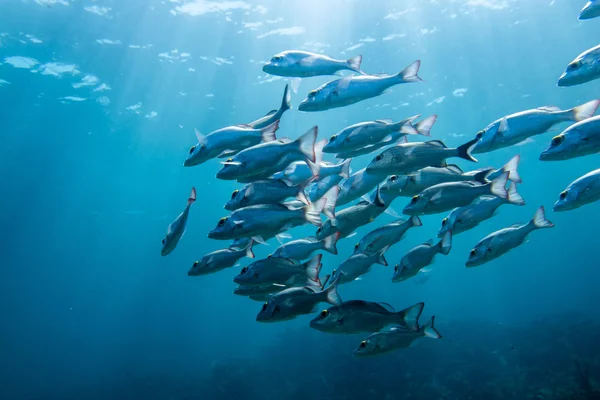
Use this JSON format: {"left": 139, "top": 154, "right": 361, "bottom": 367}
{"left": 2, "top": 1, "right": 600, "bottom": 399}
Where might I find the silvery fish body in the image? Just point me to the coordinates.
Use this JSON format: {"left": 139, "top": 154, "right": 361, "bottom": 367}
{"left": 353, "top": 216, "right": 422, "bottom": 255}
{"left": 553, "top": 169, "right": 600, "bottom": 212}
{"left": 272, "top": 159, "right": 351, "bottom": 185}
{"left": 540, "top": 115, "right": 600, "bottom": 161}
{"left": 188, "top": 240, "right": 254, "bottom": 276}
{"left": 233, "top": 254, "right": 323, "bottom": 287}
{"left": 307, "top": 174, "right": 344, "bottom": 202}
{"left": 224, "top": 179, "right": 308, "bottom": 211}
{"left": 333, "top": 248, "right": 388, "bottom": 284}
{"left": 161, "top": 188, "right": 196, "bottom": 256}
{"left": 558, "top": 45, "right": 600, "bottom": 87}
{"left": 263, "top": 50, "right": 362, "bottom": 78}
{"left": 233, "top": 284, "right": 286, "bottom": 301}
{"left": 271, "top": 234, "right": 339, "bottom": 260}
{"left": 337, "top": 168, "right": 384, "bottom": 206}
{"left": 392, "top": 232, "right": 452, "bottom": 283}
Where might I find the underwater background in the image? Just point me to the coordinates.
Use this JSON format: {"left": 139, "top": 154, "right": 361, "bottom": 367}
{"left": 1, "top": 0, "right": 600, "bottom": 399}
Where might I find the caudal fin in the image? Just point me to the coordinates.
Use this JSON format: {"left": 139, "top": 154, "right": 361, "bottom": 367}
{"left": 423, "top": 316, "right": 442, "bottom": 339}
{"left": 305, "top": 197, "right": 326, "bottom": 226}
{"left": 438, "top": 231, "right": 452, "bottom": 255}
{"left": 346, "top": 55, "right": 363, "bottom": 73}
{"left": 324, "top": 274, "right": 342, "bottom": 306}
{"left": 322, "top": 185, "right": 339, "bottom": 220}
{"left": 507, "top": 182, "right": 525, "bottom": 206}
{"left": 304, "top": 254, "right": 323, "bottom": 284}
{"left": 308, "top": 139, "right": 326, "bottom": 178}
{"left": 571, "top": 99, "right": 600, "bottom": 122}
{"left": 456, "top": 137, "right": 479, "bottom": 162}
{"left": 375, "top": 245, "right": 389, "bottom": 266}
{"left": 338, "top": 158, "right": 352, "bottom": 179}
{"left": 530, "top": 206, "right": 554, "bottom": 229}
{"left": 295, "top": 126, "right": 318, "bottom": 162}
{"left": 397, "top": 60, "right": 423, "bottom": 83}
{"left": 411, "top": 215, "right": 423, "bottom": 227}
{"left": 280, "top": 84, "right": 292, "bottom": 113}
{"left": 244, "top": 239, "right": 255, "bottom": 259}
{"left": 397, "top": 302, "right": 424, "bottom": 332}
{"left": 415, "top": 114, "right": 437, "bottom": 136}
{"left": 261, "top": 120, "right": 279, "bottom": 142}
{"left": 323, "top": 232, "right": 340, "bottom": 255}
{"left": 188, "top": 187, "right": 197, "bottom": 205}
{"left": 472, "top": 168, "right": 493, "bottom": 184}
{"left": 502, "top": 155, "right": 522, "bottom": 183}
{"left": 489, "top": 171, "right": 509, "bottom": 199}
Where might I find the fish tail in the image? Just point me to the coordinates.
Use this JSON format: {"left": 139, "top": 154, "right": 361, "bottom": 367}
{"left": 529, "top": 206, "right": 554, "bottom": 230}
{"left": 323, "top": 232, "right": 340, "bottom": 255}
{"left": 397, "top": 60, "right": 423, "bottom": 83}
{"left": 415, "top": 114, "right": 437, "bottom": 136}
{"left": 294, "top": 126, "right": 318, "bottom": 162}
{"left": 322, "top": 185, "right": 339, "bottom": 220}
{"left": 438, "top": 230, "right": 452, "bottom": 255}
{"left": 410, "top": 215, "right": 423, "bottom": 227}
{"left": 304, "top": 198, "right": 325, "bottom": 227}
{"left": 376, "top": 245, "right": 389, "bottom": 266}
{"left": 346, "top": 55, "right": 363, "bottom": 74}
{"left": 308, "top": 139, "right": 326, "bottom": 179}
{"left": 489, "top": 171, "right": 509, "bottom": 199}
{"left": 323, "top": 274, "right": 342, "bottom": 306}
{"left": 396, "top": 302, "right": 424, "bottom": 332}
{"left": 456, "top": 137, "right": 479, "bottom": 162}
{"left": 188, "top": 187, "right": 197, "bottom": 206}
{"left": 295, "top": 176, "right": 316, "bottom": 205}
{"left": 244, "top": 239, "right": 255, "bottom": 259}
{"left": 472, "top": 168, "right": 493, "bottom": 184}
{"left": 570, "top": 99, "right": 600, "bottom": 122}
{"left": 280, "top": 83, "right": 292, "bottom": 112}
{"left": 423, "top": 316, "right": 442, "bottom": 339}
{"left": 507, "top": 182, "right": 525, "bottom": 206}
{"left": 502, "top": 155, "right": 522, "bottom": 183}
{"left": 304, "top": 254, "right": 323, "bottom": 284}
{"left": 261, "top": 120, "right": 279, "bottom": 142}
{"left": 338, "top": 158, "right": 352, "bottom": 179}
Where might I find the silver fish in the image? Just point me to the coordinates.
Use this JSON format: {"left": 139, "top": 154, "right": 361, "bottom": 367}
{"left": 184, "top": 121, "right": 279, "bottom": 167}
{"left": 353, "top": 316, "right": 442, "bottom": 358}
{"left": 402, "top": 172, "right": 510, "bottom": 216}
{"left": 272, "top": 158, "right": 351, "bottom": 186}
{"left": 233, "top": 283, "right": 287, "bottom": 302}
{"left": 161, "top": 187, "right": 196, "bottom": 256}
{"left": 332, "top": 246, "right": 389, "bottom": 284}
{"left": 473, "top": 100, "right": 599, "bottom": 153}
{"left": 270, "top": 233, "right": 340, "bottom": 260}
{"left": 553, "top": 168, "right": 600, "bottom": 212}
{"left": 307, "top": 174, "right": 344, "bottom": 202}
{"left": 224, "top": 178, "right": 311, "bottom": 211}
{"left": 298, "top": 61, "right": 422, "bottom": 112}
{"left": 366, "top": 138, "right": 479, "bottom": 177}
{"left": 466, "top": 206, "right": 554, "bottom": 268}
{"left": 188, "top": 240, "right": 254, "bottom": 276}
{"left": 579, "top": 0, "right": 600, "bottom": 20}
{"left": 353, "top": 216, "right": 422, "bottom": 255}
{"left": 310, "top": 301, "right": 424, "bottom": 334}
{"left": 539, "top": 115, "right": 600, "bottom": 161}
{"left": 233, "top": 254, "right": 323, "bottom": 287}
{"left": 392, "top": 232, "right": 452, "bottom": 283}
{"left": 558, "top": 45, "right": 600, "bottom": 87}
{"left": 337, "top": 168, "right": 385, "bottom": 206}
{"left": 437, "top": 182, "right": 525, "bottom": 237}
{"left": 248, "top": 84, "right": 292, "bottom": 129}
{"left": 263, "top": 50, "right": 362, "bottom": 78}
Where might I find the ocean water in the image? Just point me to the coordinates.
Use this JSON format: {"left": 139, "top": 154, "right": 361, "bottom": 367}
{"left": 2, "top": 1, "right": 600, "bottom": 399}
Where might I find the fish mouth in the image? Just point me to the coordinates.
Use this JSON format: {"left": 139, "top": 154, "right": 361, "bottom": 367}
{"left": 298, "top": 100, "right": 318, "bottom": 112}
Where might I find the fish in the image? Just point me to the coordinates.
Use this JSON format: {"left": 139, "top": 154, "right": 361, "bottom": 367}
{"left": 216, "top": 126, "right": 318, "bottom": 181}
{"left": 337, "top": 168, "right": 385, "bottom": 206}
{"left": 437, "top": 182, "right": 525, "bottom": 237}
{"left": 558, "top": 45, "right": 600, "bottom": 87}
{"left": 233, "top": 254, "right": 323, "bottom": 287}
{"left": 161, "top": 187, "right": 196, "bottom": 256}
{"left": 579, "top": 0, "right": 600, "bottom": 20}
{"left": 465, "top": 206, "right": 554, "bottom": 268}
{"left": 307, "top": 174, "right": 344, "bottom": 203}
{"left": 332, "top": 246, "right": 389, "bottom": 284}
{"left": 353, "top": 216, "right": 422, "bottom": 255}
{"left": 224, "top": 178, "right": 311, "bottom": 211}
{"left": 402, "top": 171, "right": 510, "bottom": 216}
{"left": 247, "top": 84, "right": 292, "bottom": 129}
{"left": 188, "top": 240, "right": 254, "bottom": 276}
{"left": 322, "top": 117, "right": 421, "bottom": 154}
{"left": 366, "top": 138, "right": 479, "bottom": 177}
{"left": 392, "top": 232, "right": 452, "bottom": 283}
{"left": 256, "top": 275, "right": 342, "bottom": 323}
{"left": 472, "top": 100, "right": 600, "bottom": 153}
{"left": 263, "top": 50, "right": 362, "bottom": 81}
{"left": 309, "top": 300, "right": 424, "bottom": 334}
{"left": 184, "top": 121, "right": 279, "bottom": 167}
{"left": 233, "top": 283, "right": 287, "bottom": 302}
{"left": 353, "top": 316, "right": 442, "bottom": 358}
{"left": 298, "top": 61, "right": 422, "bottom": 112}
{"left": 539, "top": 115, "right": 600, "bottom": 161}
{"left": 553, "top": 168, "right": 600, "bottom": 212}
{"left": 272, "top": 158, "right": 351, "bottom": 186}
{"left": 270, "top": 233, "right": 340, "bottom": 261}
{"left": 467, "top": 155, "right": 522, "bottom": 183}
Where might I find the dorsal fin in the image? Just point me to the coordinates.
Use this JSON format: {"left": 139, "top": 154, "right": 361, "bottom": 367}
{"left": 428, "top": 140, "right": 447, "bottom": 148}
{"left": 446, "top": 164, "right": 463, "bottom": 174}
{"left": 537, "top": 106, "right": 560, "bottom": 112}
{"left": 236, "top": 124, "right": 253, "bottom": 129}
{"left": 264, "top": 109, "right": 277, "bottom": 116}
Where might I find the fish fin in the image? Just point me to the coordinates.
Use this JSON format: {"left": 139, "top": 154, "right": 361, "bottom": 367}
{"left": 498, "top": 117, "right": 509, "bottom": 134}
{"left": 397, "top": 302, "right": 424, "bottom": 332}
{"left": 346, "top": 231, "right": 357, "bottom": 239}
{"left": 322, "top": 185, "right": 339, "bottom": 220}
{"left": 415, "top": 114, "right": 437, "bottom": 136}
{"left": 411, "top": 215, "right": 423, "bottom": 226}
{"left": 339, "top": 158, "right": 352, "bottom": 179}
{"left": 507, "top": 182, "right": 525, "bottom": 206}
{"left": 217, "top": 149, "right": 237, "bottom": 158}
{"left": 188, "top": 187, "right": 197, "bottom": 205}
{"left": 261, "top": 120, "right": 279, "bottom": 142}
{"left": 472, "top": 168, "right": 492, "bottom": 183}
{"left": 336, "top": 76, "right": 353, "bottom": 91}
{"left": 295, "top": 126, "right": 318, "bottom": 162}
{"left": 280, "top": 83, "right": 292, "bottom": 112}
{"left": 537, "top": 106, "right": 561, "bottom": 112}
{"left": 320, "top": 274, "right": 331, "bottom": 289}
{"left": 456, "top": 137, "right": 479, "bottom": 162}
{"left": 194, "top": 128, "right": 207, "bottom": 145}
{"left": 503, "top": 155, "right": 522, "bottom": 183}
{"left": 264, "top": 110, "right": 277, "bottom": 116}
{"left": 324, "top": 274, "right": 342, "bottom": 306}
{"left": 384, "top": 206, "right": 400, "bottom": 218}
{"left": 305, "top": 197, "right": 326, "bottom": 226}
{"left": 375, "top": 119, "right": 393, "bottom": 124}
{"left": 304, "top": 254, "right": 323, "bottom": 284}
{"left": 397, "top": 60, "right": 422, "bottom": 83}
{"left": 220, "top": 161, "right": 242, "bottom": 166}
{"left": 244, "top": 239, "right": 255, "bottom": 259}
{"left": 323, "top": 232, "right": 340, "bottom": 255}
{"left": 446, "top": 164, "right": 464, "bottom": 174}
{"left": 252, "top": 236, "right": 269, "bottom": 245}
{"left": 428, "top": 140, "right": 447, "bottom": 148}
{"left": 244, "top": 184, "right": 255, "bottom": 199}
{"left": 299, "top": 55, "right": 319, "bottom": 66}
{"left": 423, "top": 316, "right": 442, "bottom": 339}
{"left": 438, "top": 230, "right": 452, "bottom": 255}
{"left": 430, "top": 190, "right": 443, "bottom": 203}
{"left": 490, "top": 171, "right": 509, "bottom": 199}
{"left": 530, "top": 206, "right": 554, "bottom": 229}
{"left": 290, "top": 77, "right": 301, "bottom": 94}
{"left": 381, "top": 134, "right": 395, "bottom": 143}
{"left": 346, "top": 55, "right": 362, "bottom": 73}
{"left": 373, "top": 185, "right": 385, "bottom": 208}
{"left": 424, "top": 239, "right": 434, "bottom": 246}
{"left": 275, "top": 232, "right": 292, "bottom": 244}
{"left": 376, "top": 245, "right": 389, "bottom": 266}
{"left": 571, "top": 99, "right": 600, "bottom": 122}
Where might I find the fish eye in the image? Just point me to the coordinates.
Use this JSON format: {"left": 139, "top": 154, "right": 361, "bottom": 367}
{"left": 189, "top": 145, "right": 196, "bottom": 155}
{"left": 162, "top": 238, "right": 165, "bottom": 245}
{"left": 320, "top": 309, "right": 329, "bottom": 317}
{"left": 241, "top": 267, "right": 248, "bottom": 274}
{"left": 359, "top": 341, "right": 367, "bottom": 348}
{"left": 261, "top": 302, "right": 268, "bottom": 311}
{"left": 551, "top": 135, "right": 564, "bottom": 147}
{"left": 218, "top": 217, "right": 228, "bottom": 227}
{"left": 390, "top": 175, "right": 397, "bottom": 182}
{"left": 231, "top": 190, "right": 239, "bottom": 199}
{"left": 475, "top": 130, "right": 484, "bottom": 140}
{"left": 559, "top": 190, "right": 568, "bottom": 200}
{"left": 394, "top": 264, "right": 398, "bottom": 272}
{"left": 193, "top": 261, "right": 199, "bottom": 267}
{"left": 317, "top": 227, "right": 322, "bottom": 234}
{"left": 411, "top": 195, "right": 420, "bottom": 204}
{"left": 354, "top": 243, "right": 359, "bottom": 250}
{"left": 375, "top": 154, "right": 383, "bottom": 161}
{"left": 568, "top": 61, "right": 581, "bottom": 70}
{"left": 267, "top": 253, "right": 272, "bottom": 258}
{"left": 442, "top": 218, "right": 448, "bottom": 226}
{"left": 308, "top": 90, "right": 317, "bottom": 98}
{"left": 226, "top": 158, "right": 233, "bottom": 162}
{"left": 330, "top": 135, "right": 337, "bottom": 141}
{"left": 470, "top": 249, "right": 477, "bottom": 257}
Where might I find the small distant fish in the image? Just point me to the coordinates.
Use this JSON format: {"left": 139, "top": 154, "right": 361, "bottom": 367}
{"left": 188, "top": 240, "right": 254, "bottom": 276}
{"left": 161, "top": 187, "right": 196, "bottom": 256}
{"left": 553, "top": 169, "right": 600, "bottom": 212}
{"left": 366, "top": 138, "right": 479, "bottom": 177}
{"left": 270, "top": 233, "right": 340, "bottom": 260}
{"left": 248, "top": 84, "right": 292, "bottom": 129}
{"left": 233, "top": 283, "right": 286, "bottom": 302}
{"left": 233, "top": 254, "right": 323, "bottom": 287}
{"left": 309, "top": 300, "right": 424, "bottom": 334}
{"left": 579, "top": 0, "right": 600, "bottom": 20}
{"left": 332, "top": 246, "right": 389, "bottom": 284}
{"left": 298, "top": 61, "right": 422, "bottom": 112}
{"left": 353, "top": 216, "right": 422, "bottom": 256}
{"left": 402, "top": 172, "right": 510, "bottom": 216}
{"left": 184, "top": 121, "right": 279, "bottom": 167}
{"left": 224, "top": 178, "right": 311, "bottom": 211}
{"left": 392, "top": 232, "right": 452, "bottom": 283}
{"left": 256, "top": 275, "right": 342, "bottom": 323}
{"left": 273, "top": 158, "right": 351, "bottom": 186}
{"left": 473, "top": 100, "right": 599, "bottom": 153}
{"left": 539, "top": 115, "right": 600, "bottom": 161}
{"left": 557, "top": 45, "right": 600, "bottom": 87}
{"left": 466, "top": 206, "right": 554, "bottom": 268}
{"left": 353, "top": 316, "right": 442, "bottom": 358}
{"left": 437, "top": 182, "right": 525, "bottom": 237}
{"left": 337, "top": 168, "right": 385, "bottom": 206}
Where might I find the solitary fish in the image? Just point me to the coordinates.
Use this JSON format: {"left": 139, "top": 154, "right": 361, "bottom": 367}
{"left": 392, "top": 232, "right": 452, "bottom": 283}
{"left": 225, "top": 178, "right": 310, "bottom": 211}
{"left": 184, "top": 121, "right": 279, "bottom": 167}
{"left": 437, "top": 182, "right": 525, "bottom": 237}
{"left": 539, "top": 115, "right": 600, "bottom": 161}
{"left": 366, "top": 138, "right": 479, "bottom": 177}
{"left": 161, "top": 187, "right": 196, "bottom": 256}
{"left": 248, "top": 84, "right": 292, "bottom": 129}
{"left": 353, "top": 316, "right": 442, "bottom": 358}
{"left": 310, "top": 301, "right": 424, "bottom": 334}
{"left": 188, "top": 240, "right": 254, "bottom": 276}
{"left": 353, "top": 216, "right": 422, "bottom": 255}
{"left": 466, "top": 206, "right": 554, "bottom": 268}
{"left": 557, "top": 45, "right": 600, "bottom": 87}
{"left": 332, "top": 246, "right": 389, "bottom": 284}
{"left": 298, "top": 61, "right": 422, "bottom": 112}
{"left": 233, "top": 254, "right": 323, "bottom": 287}
{"left": 270, "top": 233, "right": 340, "bottom": 261}
{"left": 553, "top": 169, "right": 600, "bottom": 212}
{"left": 579, "top": 0, "right": 600, "bottom": 20}
{"left": 337, "top": 168, "right": 385, "bottom": 206}
{"left": 473, "top": 100, "right": 600, "bottom": 153}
